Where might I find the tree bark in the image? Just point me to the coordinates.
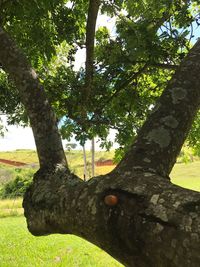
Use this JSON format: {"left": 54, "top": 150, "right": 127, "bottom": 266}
{"left": 91, "top": 137, "right": 95, "bottom": 177}
{"left": 83, "top": 145, "right": 88, "bottom": 181}
{"left": 85, "top": 0, "right": 100, "bottom": 93}
{"left": 0, "top": 24, "right": 200, "bottom": 267}
{"left": 0, "top": 27, "right": 67, "bottom": 169}
{"left": 23, "top": 168, "right": 200, "bottom": 267}
{"left": 116, "top": 40, "right": 200, "bottom": 177}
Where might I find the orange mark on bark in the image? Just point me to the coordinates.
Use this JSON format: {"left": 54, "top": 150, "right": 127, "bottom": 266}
{"left": 104, "top": 195, "right": 118, "bottom": 206}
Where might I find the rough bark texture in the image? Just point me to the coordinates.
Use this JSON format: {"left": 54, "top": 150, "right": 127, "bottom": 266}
{"left": 0, "top": 27, "right": 67, "bottom": 169}
{"left": 91, "top": 137, "right": 95, "bottom": 177}
{"left": 0, "top": 24, "right": 200, "bottom": 267}
{"left": 24, "top": 167, "right": 200, "bottom": 267}
{"left": 83, "top": 145, "right": 88, "bottom": 181}
{"left": 117, "top": 40, "right": 200, "bottom": 177}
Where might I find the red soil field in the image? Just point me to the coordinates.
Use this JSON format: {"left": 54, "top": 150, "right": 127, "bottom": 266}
{"left": 95, "top": 159, "right": 115, "bottom": 167}
{"left": 0, "top": 158, "right": 27, "bottom": 167}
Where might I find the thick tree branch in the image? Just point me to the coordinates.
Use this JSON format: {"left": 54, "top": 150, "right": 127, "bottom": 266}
{"left": 2, "top": 4, "right": 200, "bottom": 267}
{"left": 84, "top": 0, "right": 100, "bottom": 100}
{"left": 23, "top": 168, "right": 200, "bottom": 267}
{"left": 116, "top": 40, "right": 200, "bottom": 177}
{"left": 0, "top": 27, "right": 67, "bottom": 169}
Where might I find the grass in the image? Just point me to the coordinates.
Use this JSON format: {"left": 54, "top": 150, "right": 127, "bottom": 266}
{"left": 0, "top": 150, "right": 120, "bottom": 266}
{"left": 0, "top": 149, "right": 115, "bottom": 178}
{"left": 0, "top": 216, "right": 122, "bottom": 267}
{"left": 0, "top": 151, "right": 199, "bottom": 266}
{"left": 171, "top": 161, "right": 200, "bottom": 191}
{"left": 0, "top": 198, "right": 23, "bottom": 218}
{"left": 0, "top": 165, "right": 16, "bottom": 185}
{"left": 0, "top": 150, "right": 39, "bottom": 164}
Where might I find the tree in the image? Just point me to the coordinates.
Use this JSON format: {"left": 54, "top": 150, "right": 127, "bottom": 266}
{"left": 0, "top": 1, "right": 200, "bottom": 266}
{"left": 0, "top": 0, "right": 199, "bottom": 152}
{"left": 65, "top": 143, "right": 77, "bottom": 151}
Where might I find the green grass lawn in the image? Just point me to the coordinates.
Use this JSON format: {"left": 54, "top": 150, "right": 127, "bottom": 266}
{"left": 0, "top": 198, "right": 23, "bottom": 218}
{"left": 0, "top": 216, "right": 122, "bottom": 267}
{"left": 171, "top": 161, "right": 200, "bottom": 191}
{"left": 0, "top": 150, "right": 199, "bottom": 267}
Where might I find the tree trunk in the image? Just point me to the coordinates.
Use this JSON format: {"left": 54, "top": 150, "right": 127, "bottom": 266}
{"left": 83, "top": 145, "right": 88, "bottom": 181}
{"left": 91, "top": 137, "right": 95, "bottom": 177}
{"left": 0, "top": 26, "right": 200, "bottom": 267}
{"left": 23, "top": 169, "right": 200, "bottom": 267}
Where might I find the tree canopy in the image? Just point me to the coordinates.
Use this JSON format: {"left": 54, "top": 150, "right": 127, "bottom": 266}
{"left": 0, "top": 1, "right": 200, "bottom": 266}
{"left": 0, "top": 0, "right": 200, "bottom": 154}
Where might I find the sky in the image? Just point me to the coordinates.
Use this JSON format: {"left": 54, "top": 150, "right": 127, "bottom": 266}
{"left": 0, "top": 115, "right": 36, "bottom": 151}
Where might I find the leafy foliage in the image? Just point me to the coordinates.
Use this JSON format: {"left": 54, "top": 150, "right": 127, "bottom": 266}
{"left": 0, "top": 169, "right": 34, "bottom": 199}
{"left": 0, "top": 0, "right": 199, "bottom": 152}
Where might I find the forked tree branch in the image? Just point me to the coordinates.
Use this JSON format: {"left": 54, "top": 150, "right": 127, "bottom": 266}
{"left": 1, "top": 9, "right": 200, "bottom": 267}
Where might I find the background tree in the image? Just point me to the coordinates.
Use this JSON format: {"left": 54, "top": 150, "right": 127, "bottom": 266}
{"left": 0, "top": 0, "right": 200, "bottom": 266}
{"left": 66, "top": 143, "right": 77, "bottom": 151}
